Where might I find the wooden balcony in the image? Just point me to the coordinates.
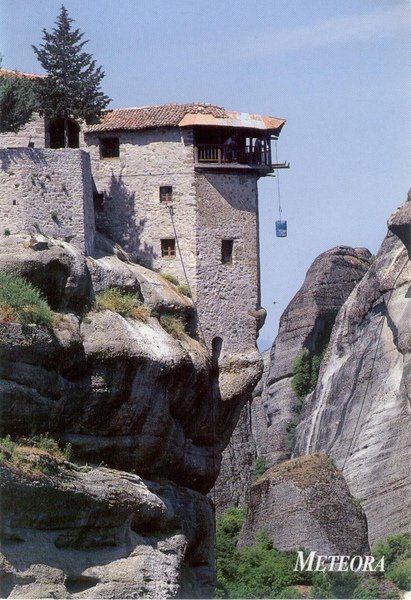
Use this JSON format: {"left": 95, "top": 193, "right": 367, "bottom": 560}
{"left": 194, "top": 142, "right": 274, "bottom": 172}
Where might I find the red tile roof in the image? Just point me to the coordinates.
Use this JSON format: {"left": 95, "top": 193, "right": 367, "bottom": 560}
{"left": 0, "top": 68, "right": 44, "bottom": 80}
{"left": 85, "top": 103, "right": 286, "bottom": 134}
{"left": 85, "top": 103, "right": 228, "bottom": 132}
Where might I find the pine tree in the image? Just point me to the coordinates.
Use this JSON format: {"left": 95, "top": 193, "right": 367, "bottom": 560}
{"left": 32, "top": 5, "right": 110, "bottom": 147}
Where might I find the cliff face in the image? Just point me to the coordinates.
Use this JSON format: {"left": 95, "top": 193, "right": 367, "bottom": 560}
{"left": 214, "top": 246, "right": 371, "bottom": 511}
{"left": 0, "top": 233, "right": 262, "bottom": 598}
{"left": 294, "top": 198, "right": 411, "bottom": 545}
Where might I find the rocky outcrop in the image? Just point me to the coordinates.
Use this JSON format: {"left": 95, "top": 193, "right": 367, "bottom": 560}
{"left": 238, "top": 454, "right": 369, "bottom": 555}
{"left": 0, "top": 232, "right": 263, "bottom": 597}
{"left": 0, "top": 459, "right": 214, "bottom": 598}
{"left": 254, "top": 246, "right": 371, "bottom": 466}
{"left": 214, "top": 247, "right": 371, "bottom": 511}
{"left": 294, "top": 198, "right": 411, "bottom": 545}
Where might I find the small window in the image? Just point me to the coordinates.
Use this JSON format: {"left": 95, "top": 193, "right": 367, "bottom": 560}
{"left": 100, "top": 137, "right": 120, "bottom": 158}
{"left": 93, "top": 192, "right": 104, "bottom": 211}
{"left": 159, "top": 186, "right": 173, "bottom": 203}
{"left": 161, "top": 238, "right": 176, "bottom": 257}
{"left": 221, "top": 239, "right": 233, "bottom": 264}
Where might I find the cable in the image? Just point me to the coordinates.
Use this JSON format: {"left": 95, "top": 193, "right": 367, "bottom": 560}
{"left": 275, "top": 141, "right": 282, "bottom": 220}
{"left": 341, "top": 254, "right": 409, "bottom": 471}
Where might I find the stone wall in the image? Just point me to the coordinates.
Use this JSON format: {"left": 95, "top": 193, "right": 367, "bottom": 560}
{"left": 0, "top": 148, "right": 95, "bottom": 254}
{"left": 85, "top": 128, "right": 197, "bottom": 290}
{"left": 0, "top": 114, "right": 47, "bottom": 149}
{"left": 195, "top": 171, "right": 260, "bottom": 355}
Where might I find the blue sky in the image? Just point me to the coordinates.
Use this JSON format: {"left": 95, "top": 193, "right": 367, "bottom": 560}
{"left": 1, "top": 0, "right": 410, "bottom": 348}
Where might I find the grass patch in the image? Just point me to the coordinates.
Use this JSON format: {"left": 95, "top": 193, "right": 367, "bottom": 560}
{"left": 160, "top": 273, "right": 191, "bottom": 297}
{"left": 159, "top": 314, "right": 186, "bottom": 339}
{"left": 94, "top": 288, "right": 150, "bottom": 321}
{"left": 161, "top": 273, "right": 179, "bottom": 286}
{"left": 177, "top": 284, "right": 191, "bottom": 297}
{"left": 0, "top": 272, "right": 53, "bottom": 326}
{"left": 0, "top": 434, "right": 72, "bottom": 475}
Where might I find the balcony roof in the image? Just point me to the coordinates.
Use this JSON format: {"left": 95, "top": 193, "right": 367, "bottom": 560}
{"left": 85, "top": 103, "right": 286, "bottom": 136}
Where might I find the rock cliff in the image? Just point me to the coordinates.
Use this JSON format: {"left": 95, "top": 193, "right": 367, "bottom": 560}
{"left": 0, "top": 232, "right": 261, "bottom": 597}
{"left": 294, "top": 197, "right": 411, "bottom": 545}
{"left": 214, "top": 246, "right": 371, "bottom": 511}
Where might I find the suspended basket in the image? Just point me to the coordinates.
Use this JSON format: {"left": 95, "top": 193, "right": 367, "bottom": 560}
{"left": 275, "top": 220, "right": 287, "bottom": 238}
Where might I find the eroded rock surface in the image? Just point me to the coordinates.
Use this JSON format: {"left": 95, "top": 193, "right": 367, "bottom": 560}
{"left": 214, "top": 247, "right": 371, "bottom": 511}
{"left": 0, "top": 233, "right": 263, "bottom": 597}
{"left": 0, "top": 460, "right": 214, "bottom": 599}
{"left": 238, "top": 454, "right": 369, "bottom": 555}
{"left": 294, "top": 199, "right": 411, "bottom": 545}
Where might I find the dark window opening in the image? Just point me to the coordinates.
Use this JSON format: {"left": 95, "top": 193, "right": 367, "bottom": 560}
{"left": 159, "top": 186, "right": 173, "bottom": 203}
{"left": 100, "top": 137, "right": 120, "bottom": 158}
{"left": 161, "top": 238, "right": 176, "bottom": 257}
{"left": 221, "top": 239, "right": 233, "bottom": 264}
{"left": 93, "top": 192, "right": 104, "bottom": 212}
{"left": 48, "top": 118, "right": 80, "bottom": 149}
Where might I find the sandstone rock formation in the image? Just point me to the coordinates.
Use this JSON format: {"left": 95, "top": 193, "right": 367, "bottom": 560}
{"left": 0, "top": 458, "right": 214, "bottom": 599}
{"left": 214, "top": 246, "right": 371, "bottom": 511}
{"left": 238, "top": 454, "right": 369, "bottom": 555}
{"left": 0, "top": 232, "right": 262, "bottom": 597}
{"left": 294, "top": 198, "right": 411, "bottom": 545}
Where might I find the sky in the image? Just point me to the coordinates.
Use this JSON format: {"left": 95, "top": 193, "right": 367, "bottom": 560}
{"left": 1, "top": 0, "right": 410, "bottom": 349}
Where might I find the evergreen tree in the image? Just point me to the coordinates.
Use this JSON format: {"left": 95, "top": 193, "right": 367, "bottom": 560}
{"left": 0, "top": 63, "right": 38, "bottom": 133}
{"left": 32, "top": 5, "right": 110, "bottom": 147}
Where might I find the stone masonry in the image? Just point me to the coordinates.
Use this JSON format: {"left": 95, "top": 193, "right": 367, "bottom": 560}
{"left": 0, "top": 148, "right": 95, "bottom": 254}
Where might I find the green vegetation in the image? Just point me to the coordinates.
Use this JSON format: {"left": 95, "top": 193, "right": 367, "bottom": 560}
{"left": 373, "top": 534, "right": 411, "bottom": 591}
{"left": 215, "top": 510, "right": 405, "bottom": 599}
{"left": 159, "top": 314, "right": 186, "bottom": 339}
{"left": 161, "top": 273, "right": 191, "bottom": 297}
{"left": 215, "top": 507, "right": 311, "bottom": 599}
{"left": 4, "top": 229, "right": 10, "bottom": 236}
{"left": 291, "top": 348, "right": 325, "bottom": 404}
{"left": 0, "top": 61, "right": 38, "bottom": 133}
{"left": 161, "top": 273, "right": 179, "bottom": 286}
{"left": 32, "top": 6, "right": 110, "bottom": 147}
{"left": 94, "top": 288, "right": 150, "bottom": 322}
{"left": 253, "top": 455, "right": 269, "bottom": 480}
{"left": 177, "top": 284, "right": 191, "bottom": 298}
{"left": 0, "top": 271, "right": 53, "bottom": 326}
{"left": 0, "top": 434, "right": 72, "bottom": 474}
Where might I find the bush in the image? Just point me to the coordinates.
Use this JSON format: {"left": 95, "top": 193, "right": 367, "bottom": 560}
{"left": 94, "top": 288, "right": 150, "bottom": 321}
{"left": 215, "top": 508, "right": 313, "bottom": 599}
{"left": 253, "top": 455, "right": 268, "bottom": 480}
{"left": 291, "top": 348, "right": 326, "bottom": 403}
{"left": 386, "top": 557, "right": 411, "bottom": 590}
{"left": 0, "top": 271, "right": 53, "bottom": 326}
{"left": 373, "top": 533, "right": 411, "bottom": 568}
{"left": 159, "top": 314, "right": 186, "bottom": 339}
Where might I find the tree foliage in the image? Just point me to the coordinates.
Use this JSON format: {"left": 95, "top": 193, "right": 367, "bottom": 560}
{"left": 215, "top": 507, "right": 310, "bottom": 598}
{"left": 291, "top": 348, "right": 326, "bottom": 403}
{"left": 32, "top": 5, "right": 110, "bottom": 145}
{"left": 0, "top": 68, "right": 38, "bottom": 133}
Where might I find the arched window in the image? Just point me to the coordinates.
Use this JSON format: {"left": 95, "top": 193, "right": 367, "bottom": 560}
{"left": 48, "top": 118, "right": 80, "bottom": 148}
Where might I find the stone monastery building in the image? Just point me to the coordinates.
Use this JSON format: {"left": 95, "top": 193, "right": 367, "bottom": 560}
{"left": 0, "top": 69, "right": 287, "bottom": 355}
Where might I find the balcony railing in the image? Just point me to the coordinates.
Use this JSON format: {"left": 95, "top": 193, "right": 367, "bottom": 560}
{"left": 195, "top": 143, "right": 271, "bottom": 167}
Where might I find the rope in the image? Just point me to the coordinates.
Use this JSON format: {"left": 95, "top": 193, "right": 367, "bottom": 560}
{"left": 275, "top": 141, "right": 282, "bottom": 220}
{"left": 341, "top": 254, "right": 409, "bottom": 471}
